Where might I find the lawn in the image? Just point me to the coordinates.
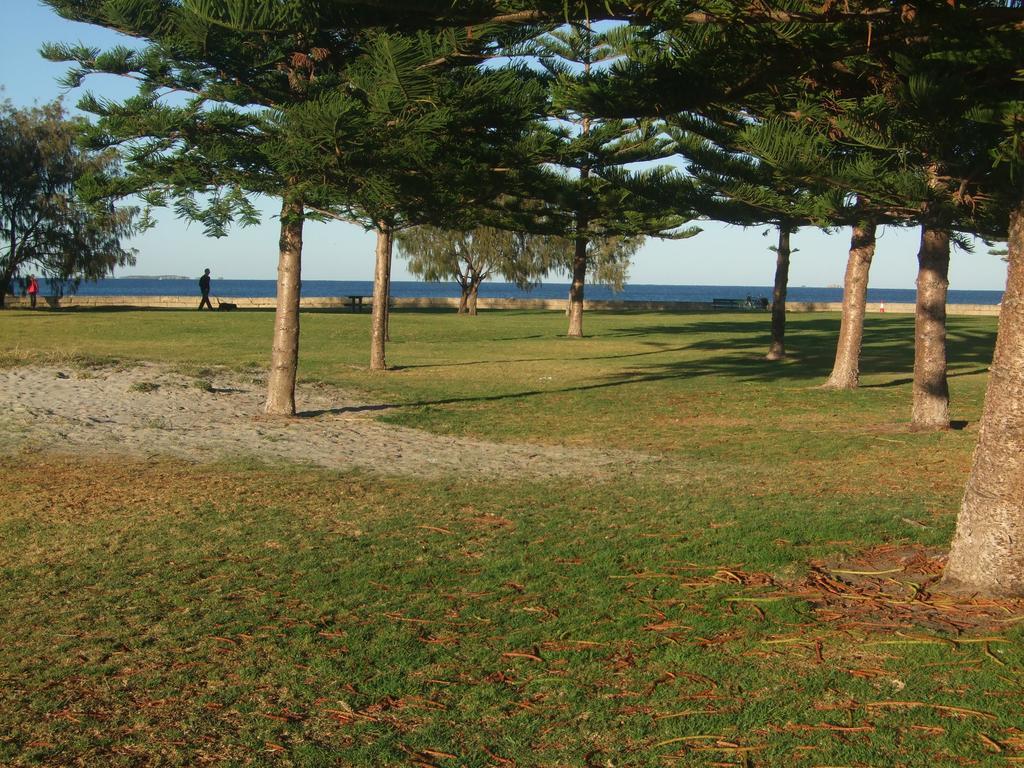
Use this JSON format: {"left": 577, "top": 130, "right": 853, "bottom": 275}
{"left": 1, "top": 306, "right": 1021, "bottom": 767}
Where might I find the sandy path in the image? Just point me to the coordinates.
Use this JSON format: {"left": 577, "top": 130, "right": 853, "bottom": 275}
{"left": 0, "top": 363, "right": 654, "bottom": 479}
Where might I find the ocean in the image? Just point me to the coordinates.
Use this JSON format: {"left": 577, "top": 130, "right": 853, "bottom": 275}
{"left": 63, "top": 278, "right": 1004, "bottom": 306}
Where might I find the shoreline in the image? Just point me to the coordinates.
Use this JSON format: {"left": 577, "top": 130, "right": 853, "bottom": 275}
{"left": 0, "top": 294, "right": 1001, "bottom": 316}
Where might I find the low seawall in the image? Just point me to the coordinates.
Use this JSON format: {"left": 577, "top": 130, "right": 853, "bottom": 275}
{"left": 1, "top": 294, "right": 1001, "bottom": 316}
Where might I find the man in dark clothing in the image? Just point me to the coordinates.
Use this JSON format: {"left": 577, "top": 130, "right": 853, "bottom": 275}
{"left": 198, "top": 268, "right": 213, "bottom": 310}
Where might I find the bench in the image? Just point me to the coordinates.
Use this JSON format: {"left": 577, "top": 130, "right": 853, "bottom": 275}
{"left": 345, "top": 295, "right": 367, "bottom": 312}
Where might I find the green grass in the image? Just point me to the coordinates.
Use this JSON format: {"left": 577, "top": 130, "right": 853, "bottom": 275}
{"left": 1, "top": 306, "right": 1021, "bottom": 767}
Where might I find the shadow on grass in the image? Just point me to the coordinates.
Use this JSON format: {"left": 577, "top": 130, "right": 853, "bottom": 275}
{"left": 301, "top": 316, "right": 996, "bottom": 418}
{"left": 861, "top": 368, "right": 991, "bottom": 389}
{"left": 391, "top": 314, "right": 994, "bottom": 383}
{"left": 15, "top": 307, "right": 997, "bottom": 419}
{"left": 397, "top": 343, "right": 697, "bottom": 371}
{"left": 606, "top": 315, "right": 995, "bottom": 382}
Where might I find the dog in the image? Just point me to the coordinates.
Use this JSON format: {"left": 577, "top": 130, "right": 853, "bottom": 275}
{"left": 216, "top": 299, "right": 238, "bottom": 311}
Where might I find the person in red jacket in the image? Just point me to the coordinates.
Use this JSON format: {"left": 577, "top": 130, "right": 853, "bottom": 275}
{"left": 27, "top": 275, "right": 39, "bottom": 309}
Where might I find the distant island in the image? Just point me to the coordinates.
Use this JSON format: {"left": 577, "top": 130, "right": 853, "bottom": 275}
{"left": 119, "top": 275, "right": 192, "bottom": 280}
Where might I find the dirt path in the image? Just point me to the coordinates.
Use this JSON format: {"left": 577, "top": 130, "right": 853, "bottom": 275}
{"left": 0, "top": 363, "right": 654, "bottom": 479}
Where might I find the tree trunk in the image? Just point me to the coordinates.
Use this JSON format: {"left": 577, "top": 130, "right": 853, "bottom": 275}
{"left": 380, "top": 259, "right": 387, "bottom": 342}
{"left": 567, "top": 235, "right": 588, "bottom": 337}
{"left": 911, "top": 223, "right": 951, "bottom": 430}
{"left": 766, "top": 225, "right": 791, "bottom": 360}
{"left": 0, "top": 266, "right": 11, "bottom": 309}
{"left": 265, "top": 195, "right": 304, "bottom": 416}
{"left": 942, "top": 200, "right": 1024, "bottom": 596}
{"left": 822, "top": 220, "right": 877, "bottom": 389}
{"left": 2, "top": 226, "right": 17, "bottom": 309}
{"left": 457, "top": 281, "right": 469, "bottom": 314}
{"left": 370, "top": 223, "right": 392, "bottom": 371}
{"left": 468, "top": 279, "right": 480, "bottom": 316}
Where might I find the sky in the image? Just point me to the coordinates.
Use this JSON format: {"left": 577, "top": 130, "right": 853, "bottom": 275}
{"left": 0, "top": 1, "right": 1009, "bottom": 290}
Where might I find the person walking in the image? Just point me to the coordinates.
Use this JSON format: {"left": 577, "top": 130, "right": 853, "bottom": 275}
{"left": 198, "top": 268, "right": 213, "bottom": 310}
{"left": 27, "top": 275, "right": 39, "bottom": 309}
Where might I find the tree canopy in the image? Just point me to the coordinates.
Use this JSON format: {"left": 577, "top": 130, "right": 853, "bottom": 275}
{"left": 0, "top": 100, "right": 138, "bottom": 307}
{"left": 33, "top": 0, "right": 1024, "bottom": 595}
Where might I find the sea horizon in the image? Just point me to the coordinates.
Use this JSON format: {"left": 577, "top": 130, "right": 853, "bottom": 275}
{"left": 40, "top": 277, "right": 1005, "bottom": 306}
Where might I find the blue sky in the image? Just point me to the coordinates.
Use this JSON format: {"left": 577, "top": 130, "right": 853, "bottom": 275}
{"left": 0, "top": 1, "right": 1008, "bottom": 289}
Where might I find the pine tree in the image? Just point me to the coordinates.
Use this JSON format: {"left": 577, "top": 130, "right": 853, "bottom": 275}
{"left": 40, "top": 0, "right": 402, "bottom": 414}
{"left": 859, "top": 56, "right": 998, "bottom": 430}
{"left": 652, "top": 4, "right": 1024, "bottom": 590}
{"left": 940, "top": 55, "right": 1024, "bottom": 594}
{"left": 565, "top": 16, "right": 871, "bottom": 358}
{"left": 277, "top": 26, "right": 549, "bottom": 368}
{"left": 519, "top": 22, "right": 698, "bottom": 338}
{"left": 820, "top": 202, "right": 878, "bottom": 390}
{"left": 561, "top": 1, "right": 1020, "bottom": 392}
{"left": 750, "top": 30, "right": 1014, "bottom": 428}
{"left": 670, "top": 102, "right": 848, "bottom": 360}
{"left": 41, "top": 1, "right": 527, "bottom": 402}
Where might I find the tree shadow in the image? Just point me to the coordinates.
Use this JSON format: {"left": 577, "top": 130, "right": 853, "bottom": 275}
{"left": 295, "top": 374, "right": 679, "bottom": 419}
{"left": 603, "top": 315, "right": 996, "bottom": 384}
{"left": 298, "top": 315, "right": 996, "bottom": 417}
{"left": 398, "top": 343, "right": 698, "bottom": 371}
{"left": 861, "top": 368, "right": 990, "bottom": 389}
{"left": 490, "top": 334, "right": 545, "bottom": 342}
{"left": 30, "top": 307, "right": 996, "bottom": 418}
{"left": 395, "top": 356, "right": 553, "bottom": 370}
{"left": 300, "top": 403, "right": 394, "bottom": 417}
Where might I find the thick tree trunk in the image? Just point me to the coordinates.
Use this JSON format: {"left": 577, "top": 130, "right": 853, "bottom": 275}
{"left": 0, "top": 267, "right": 11, "bottom": 309}
{"left": 2, "top": 227, "right": 17, "bottom": 309}
{"left": 384, "top": 259, "right": 391, "bottom": 342}
{"left": 370, "top": 223, "right": 392, "bottom": 371}
{"left": 822, "top": 221, "right": 877, "bottom": 389}
{"left": 766, "top": 226, "right": 791, "bottom": 360}
{"left": 567, "top": 235, "right": 588, "bottom": 337}
{"left": 942, "top": 200, "right": 1024, "bottom": 596}
{"left": 911, "top": 224, "right": 951, "bottom": 430}
{"left": 458, "top": 274, "right": 468, "bottom": 313}
{"left": 265, "top": 195, "right": 304, "bottom": 416}
{"left": 468, "top": 280, "right": 480, "bottom": 316}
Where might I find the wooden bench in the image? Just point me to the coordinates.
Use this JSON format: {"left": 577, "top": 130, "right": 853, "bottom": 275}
{"left": 345, "top": 295, "right": 367, "bottom": 312}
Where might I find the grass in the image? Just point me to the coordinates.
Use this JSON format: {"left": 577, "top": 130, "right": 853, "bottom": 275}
{"left": 1, "top": 306, "right": 1021, "bottom": 767}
